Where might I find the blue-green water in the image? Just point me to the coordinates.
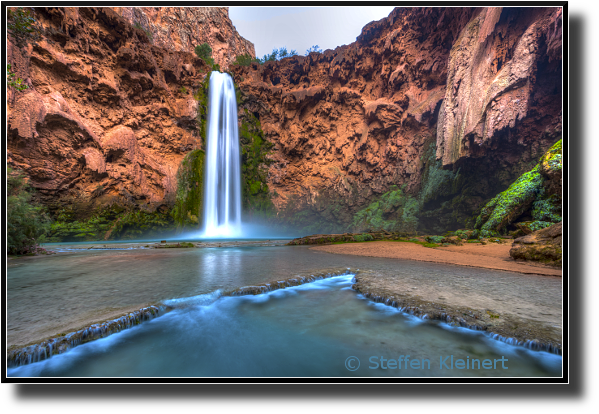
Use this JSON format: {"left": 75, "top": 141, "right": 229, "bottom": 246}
{"left": 7, "top": 275, "right": 560, "bottom": 377}
{"left": 7, "top": 244, "right": 562, "bottom": 377}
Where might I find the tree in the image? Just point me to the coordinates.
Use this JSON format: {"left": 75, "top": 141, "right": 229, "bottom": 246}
{"left": 306, "top": 45, "right": 323, "bottom": 55}
{"left": 7, "top": 166, "right": 51, "bottom": 255}
{"left": 195, "top": 43, "right": 215, "bottom": 68}
{"left": 257, "top": 47, "right": 299, "bottom": 64}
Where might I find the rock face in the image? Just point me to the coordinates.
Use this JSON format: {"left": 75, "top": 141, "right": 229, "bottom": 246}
{"left": 110, "top": 7, "right": 255, "bottom": 69}
{"left": 7, "top": 7, "right": 215, "bottom": 218}
{"left": 510, "top": 222, "right": 562, "bottom": 266}
{"left": 7, "top": 7, "right": 562, "bottom": 237}
{"left": 232, "top": 7, "right": 562, "bottom": 233}
{"left": 436, "top": 8, "right": 562, "bottom": 168}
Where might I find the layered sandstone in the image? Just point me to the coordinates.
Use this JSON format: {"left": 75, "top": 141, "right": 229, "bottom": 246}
{"left": 110, "top": 7, "right": 255, "bottom": 70}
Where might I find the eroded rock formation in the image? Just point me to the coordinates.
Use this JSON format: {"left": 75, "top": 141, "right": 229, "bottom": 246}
{"left": 6, "top": 6, "right": 562, "bottom": 237}
{"left": 110, "top": 7, "right": 255, "bottom": 69}
{"left": 232, "top": 6, "right": 562, "bottom": 233}
{"left": 7, "top": 7, "right": 213, "bottom": 218}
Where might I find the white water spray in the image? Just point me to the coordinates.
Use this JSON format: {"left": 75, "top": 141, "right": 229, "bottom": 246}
{"left": 202, "top": 71, "right": 242, "bottom": 238}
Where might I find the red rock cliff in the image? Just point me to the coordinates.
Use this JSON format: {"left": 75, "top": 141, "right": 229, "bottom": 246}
{"left": 232, "top": 7, "right": 562, "bottom": 230}
{"left": 110, "top": 7, "right": 255, "bottom": 69}
{"left": 7, "top": 7, "right": 213, "bottom": 216}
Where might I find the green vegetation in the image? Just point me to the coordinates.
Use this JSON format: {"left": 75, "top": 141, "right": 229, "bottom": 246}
{"left": 305, "top": 45, "right": 323, "bottom": 55}
{"left": 47, "top": 204, "right": 177, "bottom": 242}
{"left": 351, "top": 185, "right": 419, "bottom": 233}
{"left": 179, "top": 86, "right": 188, "bottom": 95}
{"left": 133, "top": 22, "right": 153, "bottom": 42}
{"left": 7, "top": 64, "right": 28, "bottom": 91}
{"left": 257, "top": 47, "right": 299, "bottom": 64}
{"left": 353, "top": 233, "right": 374, "bottom": 242}
{"left": 474, "top": 139, "right": 562, "bottom": 236}
{"left": 7, "top": 166, "right": 51, "bottom": 255}
{"left": 232, "top": 54, "right": 260, "bottom": 66}
{"left": 425, "top": 235, "right": 445, "bottom": 244}
{"left": 193, "top": 72, "right": 211, "bottom": 145}
{"left": 172, "top": 149, "right": 205, "bottom": 229}
{"left": 239, "top": 109, "right": 276, "bottom": 220}
{"left": 7, "top": 7, "right": 41, "bottom": 46}
{"left": 195, "top": 43, "right": 215, "bottom": 68}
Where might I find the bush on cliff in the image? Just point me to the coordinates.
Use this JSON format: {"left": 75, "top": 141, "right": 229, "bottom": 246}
{"left": 195, "top": 43, "right": 215, "bottom": 68}
{"left": 7, "top": 166, "right": 51, "bottom": 255}
{"left": 257, "top": 47, "right": 298, "bottom": 64}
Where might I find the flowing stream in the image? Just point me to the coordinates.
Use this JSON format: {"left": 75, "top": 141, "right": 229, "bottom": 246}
{"left": 203, "top": 71, "right": 242, "bottom": 238}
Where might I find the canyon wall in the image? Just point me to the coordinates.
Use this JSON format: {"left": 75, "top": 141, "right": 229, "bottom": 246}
{"left": 110, "top": 7, "right": 255, "bottom": 69}
{"left": 6, "top": 7, "right": 562, "bottom": 238}
{"left": 6, "top": 7, "right": 244, "bottom": 227}
{"left": 232, "top": 6, "right": 562, "bottom": 233}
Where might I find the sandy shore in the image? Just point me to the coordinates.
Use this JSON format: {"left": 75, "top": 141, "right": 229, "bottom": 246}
{"left": 311, "top": 241, "right": 561, "bottom": 276}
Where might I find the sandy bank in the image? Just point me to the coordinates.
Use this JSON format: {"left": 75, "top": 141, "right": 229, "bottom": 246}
{"left": 311, "top": 241, "right": 561, "bottom": 276}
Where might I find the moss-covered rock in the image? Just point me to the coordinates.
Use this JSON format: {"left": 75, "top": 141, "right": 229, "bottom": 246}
{"left": 351, "top": 185, "right": 419, "bottom": 233}
{"left": 238, "top": 109, "right": 276, "bottom": 220}
{"left": 47, "top": 204, "right": 177, "bottom": 242}
{"left": 474, "top": 139, "right": 562, "bottom": 235}
{"left": 172, "top": 149, "right": 205, "bottom": 229}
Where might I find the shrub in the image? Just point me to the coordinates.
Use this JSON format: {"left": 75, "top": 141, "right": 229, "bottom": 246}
{"left": 233, "top": 54, "right": 259, "bottom": 66}
{"left": 7, "top": 64, "right": 28, "bottom": 92}
{"left": 305, "top": 45, "right": 323, "bottom": 55}
{"left": 7, "top": 7, "right": 41, "bottom": 46}
{"left": 256, "top": 47, "right": 299, "bottom": 64}
{"left": 7, "top": 166, "right": 51, "bottom": 255}
{"left": 195, "top": 43, "right": 215, "bottom": 68}
{"left": 425, "top": 235, "right": 445, "bottom": 244}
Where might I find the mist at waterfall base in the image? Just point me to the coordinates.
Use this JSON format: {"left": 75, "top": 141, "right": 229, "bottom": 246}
{"left": 176, "top": 71, "right": 297, "bottom": 241}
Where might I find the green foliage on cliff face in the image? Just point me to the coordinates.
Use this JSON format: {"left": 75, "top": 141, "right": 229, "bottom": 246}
{"left": 540, "top": 139, "right": 563, "bottom": 173}
{"left": 232, "top": 54, "right": 260, "bottom": 66}
{"left": 172, "top": 149, "right": 205, "bottom": 229}
{"left": 7, "top": 166, "right": 51, "bottom": 255}
{"left": 195, "top": 43, "right": 215, "bottom": 68}
{"left": 7, "top": 7, "right": 41, "bottom": 46}
{"left": 474, "top": 139, "right": 562, "bottom": 235}
{"left": 111, "top": 210, "right": 174, "bottom": 239}
{"left": 351, "top": 185, "right": 419, "bottom": 233}
{"left": 7, "top": 64, "right": 28, "bottom": 91}
{"left": 133, "top": 22, "right": 153, "bottom": 42}
{"left": 193, "top": 72, "right": 211, "bottom": 145}
{"left": 257, "top": 47, "right": 299, "bottom": 64}
{"left": 305, "top": 45, "right": 323, "bottom": 55}
{"left": 47, "top": 204, "right": 177, "bottom": 242}
{"left": 239, "top": 109, "right": 276, "bottom": 219}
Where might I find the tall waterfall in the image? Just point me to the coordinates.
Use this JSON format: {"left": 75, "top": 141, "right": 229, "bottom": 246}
{"left": 202, "top": 71, "right": 242, "bottom": 238}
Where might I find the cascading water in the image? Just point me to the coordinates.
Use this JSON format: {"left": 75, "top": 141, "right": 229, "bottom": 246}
{"left": 203, "top": 71, "right": 243, "bottom": 238}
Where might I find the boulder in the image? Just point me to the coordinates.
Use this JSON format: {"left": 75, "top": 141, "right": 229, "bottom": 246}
{"left": 510, "top": 222, "right": 562, "bottom": 267}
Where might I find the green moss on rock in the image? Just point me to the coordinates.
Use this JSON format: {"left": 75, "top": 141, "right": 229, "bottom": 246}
{"left": 172, "top": 149, "right": 205, "bottom": 229}
{"left": 474, "top": 139, "right": 562, "bottom": 234}
{"left": 239, "top": 109, "right": 276, "bottom": 220}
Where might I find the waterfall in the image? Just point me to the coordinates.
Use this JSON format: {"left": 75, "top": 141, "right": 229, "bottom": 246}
{"left": 202, "top": 71, "right": 243, "bottom": 238}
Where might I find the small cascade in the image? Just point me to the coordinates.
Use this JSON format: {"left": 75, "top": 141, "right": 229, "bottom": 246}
{"left": 202, "top": 71, "right": 243, "bottom": 238}
{"left": 7, "top": 305, "right": 165, "bottom": 368}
